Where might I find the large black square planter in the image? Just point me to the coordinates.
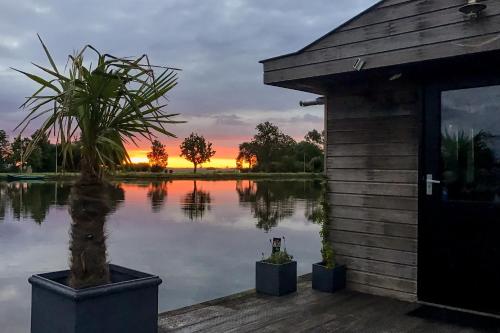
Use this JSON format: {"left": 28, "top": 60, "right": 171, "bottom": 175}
{"left": 29, "top": 264, "right": 162, "bottom": 333}
{"left": 312, "top": 262, "right": 346, "bottom": 293}
{"left": 255, "top": 260, "right": 297, "bottom": 296}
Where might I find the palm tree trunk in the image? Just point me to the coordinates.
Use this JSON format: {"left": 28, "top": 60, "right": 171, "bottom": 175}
{"left": 194, "top": 163, "right": 197, "bottom": 174}
{"left": 68, "top": 175, "right": 112, "bottom": 289}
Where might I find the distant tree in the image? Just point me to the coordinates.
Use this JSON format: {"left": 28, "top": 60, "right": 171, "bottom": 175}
{"left": 236, "top": 142, "right": 257, "bottom": 170}
{"left": 304, "top": 129, "right": 325, "bottom": 148}
{"left": 0, "top": 130, "right": 10, "bottom": 170}
{"left": 236, "top": 125, "right": 325, "bottom": 173}
{"left": 10, "top": 136, "right": 39, "bottom": 171}
{"left": 31, "top": 130, "right": 56, "bottom": 172}
{"left": 246, "top": 122, "right": 296, "bottom": 172}
{"left": 147, "top": 140, "right": 169, "bottom": 171}
{"left": 180, "top": 133, "right": 216, "bottom": 173}
{"left": 295, "top": 141, "right": 324, "bottom": 173}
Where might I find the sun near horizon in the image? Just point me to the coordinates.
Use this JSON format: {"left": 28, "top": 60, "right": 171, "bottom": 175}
{"left": 127, "top": 148, "right": 238, "bottom": 169}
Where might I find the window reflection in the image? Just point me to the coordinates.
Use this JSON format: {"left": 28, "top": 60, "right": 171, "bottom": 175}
{"left": 441, "top": 85, "right": 500, "bottom": 203}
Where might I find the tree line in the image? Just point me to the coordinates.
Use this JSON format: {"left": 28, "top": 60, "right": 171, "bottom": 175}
{"left": 130, "top": 132, "right": 216, "bottom": 173}
{"left": 0, "top": 128, "right": 217, "bottom": 174}
{"left": 0, "top": 123, "right": 323, "bottom": 174}
{"left": 236, "top": 122, "right": 324, "bottom": 173}
{"left": 0, "top": 129, "right": 82, "bottom": 172}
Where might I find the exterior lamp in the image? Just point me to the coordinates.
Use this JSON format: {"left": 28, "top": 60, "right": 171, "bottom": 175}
{"left": 459, "top": 0, "right": 487, "bottom": 18}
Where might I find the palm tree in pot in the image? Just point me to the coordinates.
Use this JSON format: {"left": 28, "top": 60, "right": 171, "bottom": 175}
{"left": 14, "top": 36, "right": 182, "bottom": 333}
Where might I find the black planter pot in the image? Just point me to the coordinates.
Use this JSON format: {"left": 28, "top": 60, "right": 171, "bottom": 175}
{"left": 29, "top": 264, "right": 162, "bottom": 333}
{"left": 312, "top": 262, "right": 346, "bottom": 293}
{"left": 255, "top": 260, "right": 297, "bottom": 296}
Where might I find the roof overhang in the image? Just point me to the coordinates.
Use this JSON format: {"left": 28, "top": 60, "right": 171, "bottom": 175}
{"left": 261, "top": 0, "right": 500, "bottom": 93}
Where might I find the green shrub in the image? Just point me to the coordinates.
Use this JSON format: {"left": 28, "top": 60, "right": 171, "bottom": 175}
{"left": 263, "top": 250, "right": 293, "bottom": 265}
{"left": 312, "top": 181, "right": 336, "bottom": 269}
{"left": 261, "top": 236, "right": 294, "bottom": 264}
{"left": 150, "top": 165, "right": 165, "bottom": 173}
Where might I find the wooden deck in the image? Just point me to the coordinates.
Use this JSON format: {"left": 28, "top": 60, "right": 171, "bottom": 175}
{"left": 158, "top": 275, "right": 500, "bottom": 332}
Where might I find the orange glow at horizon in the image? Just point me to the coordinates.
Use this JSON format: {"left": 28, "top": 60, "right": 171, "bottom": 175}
{"left": 128, "top": 149, "right": 238, "bottom": 169}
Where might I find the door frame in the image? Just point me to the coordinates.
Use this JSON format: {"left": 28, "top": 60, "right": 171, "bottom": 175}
{"left": 418, "top": 72, "right": 500, "bottom": 312}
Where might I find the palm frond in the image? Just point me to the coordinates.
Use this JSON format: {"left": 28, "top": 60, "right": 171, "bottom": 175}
{"left": 15, "top": 36, "right": 185, "bottom": 180}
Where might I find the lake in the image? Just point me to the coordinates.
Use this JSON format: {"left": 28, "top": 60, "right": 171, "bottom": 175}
{"left": 0, "top": 179, "right": 322, "bottom": 333}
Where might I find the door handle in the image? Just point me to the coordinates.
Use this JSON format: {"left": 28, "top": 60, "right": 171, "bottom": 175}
{"left": 426, "top": 174, "right": 440, "bottom": 195}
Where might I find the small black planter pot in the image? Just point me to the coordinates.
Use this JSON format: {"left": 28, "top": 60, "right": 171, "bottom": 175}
{"left": 312, "top": 262, "right": 346, "bottom": 293}
{"left": 29, "top": 264, "right": 162, "bottom": 333}
{"left": 255, "top": 260, "right": 297, "bottom": 296}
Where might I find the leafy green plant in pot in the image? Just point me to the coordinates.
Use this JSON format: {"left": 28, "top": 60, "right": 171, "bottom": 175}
{"left": 311, "top": 182, "right": 346, "bottom": 293}
{"left": 15, "top": 36, "right": 182, "bottom": 333}
{"left": 256, "top": 236, "right": 297, "bottom": 296}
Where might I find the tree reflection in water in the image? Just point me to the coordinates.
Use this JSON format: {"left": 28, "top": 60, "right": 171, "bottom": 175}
{"left": 236, "top": 180, "right": 322, "bottom": 232}
{"left": 180, "top": 180, "right": 212, "bottom": 221}
{"left": 147, "top": 181, "right": 169, "bottom": 212}
{"left": 0, "top": 181, "right": 124, "bottom": 224}
{"left": 0, "top": 180, "right": 324, "bottom": 231}
{"left": 442, "top": 129, "right": 499, "bottom": 201}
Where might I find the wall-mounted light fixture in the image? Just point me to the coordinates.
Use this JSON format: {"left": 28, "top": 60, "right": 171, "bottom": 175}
{"left": 459, "top": 0, "right": 487, "bottom": 18}
{"left": 299, "top": 97, "right": 325, "bottom": 107}
{"left": 353, "top": 58, "right": 366, "bottom": 71}
{"left": 389, "top": 73, "right": 403, "bottom": 81}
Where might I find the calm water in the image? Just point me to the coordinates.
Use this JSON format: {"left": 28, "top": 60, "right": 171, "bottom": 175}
{"left": 0, "top": 179, "right": 322, "bottom": 332}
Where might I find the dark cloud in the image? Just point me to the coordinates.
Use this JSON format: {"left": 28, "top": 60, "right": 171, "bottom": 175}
{"left": 213, "top": 114, "right": 247, "bottom": 126}
{"left": 290, "top": 113, "right": 324, "bottom": 123}
{"left": 0, "top": 0, "right": 378, "bottom": 149}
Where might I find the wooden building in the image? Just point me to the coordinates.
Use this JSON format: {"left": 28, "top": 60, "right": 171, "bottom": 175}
{"left": 261, "top": 0, "right": 500, "bottom": 316}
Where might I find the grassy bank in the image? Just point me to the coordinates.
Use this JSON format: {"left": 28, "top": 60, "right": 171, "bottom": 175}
{"left": 0, "top": 171, "right": 326, "bottom": 181}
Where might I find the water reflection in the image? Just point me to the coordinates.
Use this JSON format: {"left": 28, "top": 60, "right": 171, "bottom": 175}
{"left": 147, "top": 181, "right": 169, "bottom": 212}
{"left": 0, "top": 182, "right": 69, "bottom": 224}
{"left": 0, "top": 179, "right": 322, "bottom": 333}
{"left": 0, "top": 181, "right": 124, "bottom": 224}
{"left": 236, "top": 180, "right": 322, "bottom": 232}
{"left": 180, "top": 181, "right": 212, "bottom": 221}
{"left": 106, "top": 184, "right": 125, "bottom": 211}
{"left": 0, "top": 180, "right": 323, "bottom": 231}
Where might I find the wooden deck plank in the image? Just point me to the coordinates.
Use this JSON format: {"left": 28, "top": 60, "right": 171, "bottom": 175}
{"left": 158, "top": 276, "right": 500, "bottom": 332}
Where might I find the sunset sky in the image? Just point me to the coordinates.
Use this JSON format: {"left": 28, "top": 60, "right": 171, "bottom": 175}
{"left": 0, "top": 0, "right": 377, "bottom": 168}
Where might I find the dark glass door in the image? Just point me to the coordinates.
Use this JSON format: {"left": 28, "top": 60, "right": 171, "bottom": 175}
{"left": 420, "top": 83, "right": 500, "bottom": 314}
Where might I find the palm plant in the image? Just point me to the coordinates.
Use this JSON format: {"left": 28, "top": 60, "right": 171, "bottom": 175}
{"left": 14, "top": 36, "right": 182, "bottom": 288}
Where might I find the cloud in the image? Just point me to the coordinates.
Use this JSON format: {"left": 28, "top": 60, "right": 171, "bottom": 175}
{"left": 0, "top": 35, "right": 21, "bottom": 50}
{"left": 0, "top": 285, "right": 18, "bottom": 302}
{"left": 0, "top": 0, "right": 378, "bottom": 145}
{"left": 213, "top": 114, "right": 247, "bottom": 127}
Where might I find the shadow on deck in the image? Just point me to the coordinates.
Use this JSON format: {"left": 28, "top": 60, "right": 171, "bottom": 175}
{"left": 158, "top": 275, "right": 500, "bottom": 332}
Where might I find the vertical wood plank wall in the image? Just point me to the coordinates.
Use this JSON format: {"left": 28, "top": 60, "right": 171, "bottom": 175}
{"left": 326, "top": 81, "right": 420, "bottom": 301}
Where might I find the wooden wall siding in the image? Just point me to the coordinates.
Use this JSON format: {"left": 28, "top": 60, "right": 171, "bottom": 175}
{"left": 262, "top": 0, "right": 500, "bottom": 84}
{"left": 326, "top": 82, "right": 420, "bottom": 301}
{"left": 377, "top": 0, "right": 417, "bottom": 9}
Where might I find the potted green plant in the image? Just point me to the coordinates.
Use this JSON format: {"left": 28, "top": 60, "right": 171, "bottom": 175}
{"left": 311, "top": 182, "right": 346, "bottom": 293}
{"left": 256, "top": 237, "right": 297, "bottom": 296}
{"left": 15, "top": 36, "right": 182, "bottom": 333}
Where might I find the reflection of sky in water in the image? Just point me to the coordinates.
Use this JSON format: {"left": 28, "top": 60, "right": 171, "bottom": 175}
{"left": 0, "top": 180, "right": 321, "bottom": 333}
